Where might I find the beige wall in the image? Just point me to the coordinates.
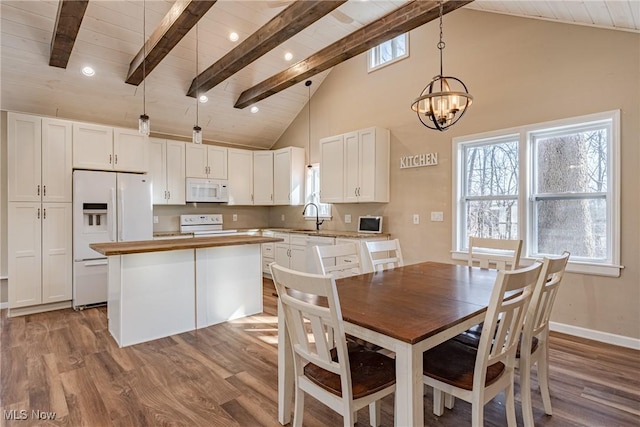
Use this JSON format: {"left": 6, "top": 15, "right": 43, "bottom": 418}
{"left": 273, "top": 10, "right": 640, "bottom": 340}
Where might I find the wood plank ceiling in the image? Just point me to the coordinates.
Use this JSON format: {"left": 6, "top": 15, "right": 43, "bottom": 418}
{"left": 1, "top": 0, "right": 638, "bottom": 149}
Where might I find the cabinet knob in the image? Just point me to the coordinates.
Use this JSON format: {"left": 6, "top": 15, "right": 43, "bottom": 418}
{"left": 115, "top": 154, "right": 118, "bottom": 164}
{"left": 43, "top": 185, "right": 46, "bottom": 196}
{"left": 37, "top": 208, "right": 40, "bottom": 219}
{"left": 167, "top": 191, "right": 171, "bottom": 200}
{"left": 37, "top": 184, "right": 40, "bottom": 196}
{"left": 109, "top": 154, "right": 112, "bottom": 164}
{"left": 43, "top": 208, "right": 46, "bottom": 219}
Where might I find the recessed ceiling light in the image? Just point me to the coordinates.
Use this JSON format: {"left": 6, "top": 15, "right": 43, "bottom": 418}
{"left": 229, "top": 32, "right": 239, "bottom": 42}
{"left": 250, "top": 106, "right": 259, "bottom": 114}
{"left": 199, "top": 95, "right": 208, "bottom": 103}
{"left": 284, "top": 52, "right": 293, "bottom": 61}
{"left": 81, "top": 66, "right": 95, "bottom": 77}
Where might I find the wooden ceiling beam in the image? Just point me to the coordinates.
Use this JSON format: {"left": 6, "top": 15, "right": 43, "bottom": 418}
{"left": 126, "top": 0, "right": 217, "bottom": 86}
{"left": 234, "top": 0, "right": 473, "bottom": 109}
{"left": 49, "top": 0, "right": 89, "bottom": 68}
{"left": 187, "top": 0, "right": 347, "bottom": 98}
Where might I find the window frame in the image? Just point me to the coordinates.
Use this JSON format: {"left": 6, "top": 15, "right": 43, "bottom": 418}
{"left": 367, "top": 33, "right": 409, "bottom": 73}
{"left": 304, "top": 163, "right": 332, "bottom": 220}
{"left": 452, "top": 110, "right": 621, "bottom": 277}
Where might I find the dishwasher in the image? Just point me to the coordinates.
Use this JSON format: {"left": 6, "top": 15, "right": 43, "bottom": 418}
{"left": 305, "top": 235, "right": 335, "bottom": 274}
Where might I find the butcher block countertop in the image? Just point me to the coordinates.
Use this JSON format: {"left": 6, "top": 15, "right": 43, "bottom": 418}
{"left": 90, "top": 235, "right": 283, "bottom": 256}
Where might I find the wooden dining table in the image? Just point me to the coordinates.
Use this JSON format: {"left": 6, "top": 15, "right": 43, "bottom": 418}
{"left": 277, "top": 261, "right": 499, "bottom": 427}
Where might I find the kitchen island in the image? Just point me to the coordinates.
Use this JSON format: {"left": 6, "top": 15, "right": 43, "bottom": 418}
{"left": 91, "top": 235, "right": 282, "bottom": 347}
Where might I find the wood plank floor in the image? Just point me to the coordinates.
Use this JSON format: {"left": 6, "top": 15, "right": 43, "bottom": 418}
{"left": 2, "top": 279, "right": 639, "bottom": 426}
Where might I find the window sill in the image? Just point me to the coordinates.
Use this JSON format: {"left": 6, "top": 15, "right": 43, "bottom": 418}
{"left": 305, "top": 216, "right": 332, "bottom": 221}
{"left": 451, "top": 251, "right": 623, "bottom": 278}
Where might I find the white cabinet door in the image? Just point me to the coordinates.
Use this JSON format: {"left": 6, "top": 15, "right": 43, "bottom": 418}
{"left": 73, "top": 122, "right": 113, "bottom": 170}
{"left": 113, "top": 128, "right": 148, "bottom": 173}
{"left": 289, "top": 245, "right": 307, "bottom": 272}
{"left": 227, "top": 148, "right": 253, "bottom": 205}
{"left": 253, "top": 151, "right": 274, "bottom": 205}
{"left": 275, "top": 244, "right": 291, "bottom": 268}
{"left": 166, "top": 140, "right": 186, "bottom": 205}
{"left": 343, "top": 131, "right": 360, "bottom": 203}
{"left": 185, "top": 144, "right": 208, "bottom": 178}
{"left": 7, "top": 113, "right": 41, "bottom": 202}
{"left": 8, "top": 203, "right": 42, "bottom": 308}
{"left": 319, "top": 135, "right": 344, "bottom": 203}
{"left": 357, "top": 128, "right": 377, "bottom": 202}
{"left": 149, "top": 138, "right": 167, "bottom": 204}
{"left": 42, "top": 118, "right": 72, "bottom": 203}
{"left": 41, "top": 203, "right": 72, "bottom": 303}
{"left": 274, "top": 147, "right": 305, "bottom": 205}
{"left": 207, "top": 145, "right": 228, "bottom": 179}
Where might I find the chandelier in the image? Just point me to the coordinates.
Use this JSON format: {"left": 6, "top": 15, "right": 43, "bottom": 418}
{"left": 411, "top": 0, "right": 472, "bottom": 131}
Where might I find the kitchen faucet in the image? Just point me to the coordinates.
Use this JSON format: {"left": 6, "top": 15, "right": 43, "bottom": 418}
{"left": 302, "top": 203, "right": 324, "bottom": 231}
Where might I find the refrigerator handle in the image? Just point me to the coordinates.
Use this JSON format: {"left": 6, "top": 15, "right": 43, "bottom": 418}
{"left": 108, "top": 187, "right": 116, "bottom": 242}
{"left": 118, "top": 185, "right": 124, "bottom": 241}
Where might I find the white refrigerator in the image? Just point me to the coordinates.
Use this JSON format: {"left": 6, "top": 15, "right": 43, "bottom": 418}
{"left": 72, "top": 170, "right": 153, "bottom": 308}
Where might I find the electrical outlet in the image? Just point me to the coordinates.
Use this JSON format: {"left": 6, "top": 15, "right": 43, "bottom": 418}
{"left": 232, "top": 214, "right": 238, "bottom": 222}
{"left": 153, "top": 216, "right": 159, "bottom": 224}
{"left": 345, "top": 214, "right": 352, "bottom": 224}
{"left": 431, "top": 211, "right": 444, "bottom": 222}
{"left": 281, "top": 214, "right": 285, "bottom": 222}
{"left": 413, "top": 214, "right": 420, "bottom": 225}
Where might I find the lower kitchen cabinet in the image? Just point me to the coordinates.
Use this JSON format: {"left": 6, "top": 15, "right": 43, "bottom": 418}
{"left": 335, "top": 236, "right": 388, "bottom": 273}
{"left": 8, "top": 202, "right": 72, "bottom": 312}
{"left": 274, "top": 232, "right": 307, "bottom": 272}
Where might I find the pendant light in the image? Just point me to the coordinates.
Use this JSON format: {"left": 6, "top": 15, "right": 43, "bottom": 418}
{"left": 192, "top": 24, "right": 202, "bottom": 144}
{"left": 138, "top": 0, "right": 150, "bottom": 135}
{"left": 305, "top": 80, "right": 312, "bottom": 169}
{"left": 411, "top": 0, "right": 472, "bottom": 131}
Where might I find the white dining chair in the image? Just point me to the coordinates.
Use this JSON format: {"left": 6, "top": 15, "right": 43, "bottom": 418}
{"left": 519, "top": 251, "right": 570, "bottom": 427}
{"left": 270, "top": 262, "right": 396, "bottom": 427}
{"left": 314, "top": 243, "right": 362, "bottom": 279}
{"left": 365, "top": 239, "right": 404, "bottom": 272}
{"left": 422, "top": 262, "right": 542, "bottom": 427}
{"left": 468, "top": 236, "right": 522, "bottom": 270}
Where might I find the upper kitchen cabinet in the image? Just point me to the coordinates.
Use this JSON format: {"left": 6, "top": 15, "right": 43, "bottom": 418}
{"left": 73, "top": 123, "right": 148, "bottom": 173}
{"left": 320, "top": 127, "right": 389, "bottom": 203}
{"left": 149, "top": 138, "right": 186, "bottom": 205}
{"left": 253, "top": 151, "right": 274, "bottom": 205}
{"left": 227, "top": 148, "right": 254, "bottom": 205}
{"left": 8, "top": 113, "right": 72, "bottom": 203}
{"left": 185, "top": 144, "right": 227, "bottom": 179}
{"left": 274, "top": 147, "right": 305, "bottom": 205}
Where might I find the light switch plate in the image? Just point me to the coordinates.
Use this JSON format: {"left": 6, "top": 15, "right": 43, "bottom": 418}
{"left": 413, "top": 214, "right": 420, "bottom": 225}
{"left": 431, "top": 211, "right": 444, "bottom": 222}
{"left": 281, "top": 214, "right": 285, "bottom": 222}
{"left": 232, "top": 214, "right": 238, "bottom": 222}
{"left": 153, "top": 216, "right": 159, "bottom": 224}
{"left": 345, "top": 214, "right": 352, "bottom": 223}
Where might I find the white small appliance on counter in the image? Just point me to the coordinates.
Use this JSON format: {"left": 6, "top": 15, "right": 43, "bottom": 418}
{"left": 358, "top": 215, "right": 383, "bottom": 233}
{"left": 72, "top": 170, "right": 153, "bottom": 309}
{"left": 180, "top": 214, "right": 237, "bottom": 235}
{"left": 185, "top": 178, "right": 229, "bottom": 202}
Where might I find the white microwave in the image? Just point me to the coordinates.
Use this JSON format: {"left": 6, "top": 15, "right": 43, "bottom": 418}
{"left": 186, "top": 178, "right": 229, "bottom": 203}
{"left": 358, "top": 215, "right": 383, "bottom": 233}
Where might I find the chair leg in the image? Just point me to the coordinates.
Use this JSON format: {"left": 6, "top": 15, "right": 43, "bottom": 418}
{"left": 538, "top": 344, "right": 553, "bottom": 415}
{"left": 368, "top": 401, "right": 381, "bottom": 427}
{"left": 505, "top": 379, "right": 517, "bottom": 427}
{"left": 433, "top": 388, "right": 445, "bottom": 416}
{"left": 470, "top": 397, "right": 484, "bottom": 427}
{"left": 520, "top": 358, "right": 535, "bottom": 427}
{"left": 293, "top": 387, "right": 304, "bottom": 427}
{"left": 444, "top": 393, "right": 455, "bottom": 409}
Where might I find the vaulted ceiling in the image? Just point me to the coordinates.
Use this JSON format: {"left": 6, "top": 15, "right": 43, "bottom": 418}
{"left": 1, "top": 0, "right": 638, "bottom": 149}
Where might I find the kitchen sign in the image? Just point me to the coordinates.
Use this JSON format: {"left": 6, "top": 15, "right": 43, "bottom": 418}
{"left": 400, "top": 152, "right": 438, "bottom": 169}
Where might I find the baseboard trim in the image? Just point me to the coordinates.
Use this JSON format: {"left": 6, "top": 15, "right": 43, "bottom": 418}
{"left": 550, "top": 321, "right": 640, "bottom": 350}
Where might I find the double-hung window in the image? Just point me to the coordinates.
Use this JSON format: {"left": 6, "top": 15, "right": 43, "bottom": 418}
{"left": 453, "top": 110, "right": 620, "bottom": 276}
{"left": 304, "top": 164, "right": 332, "bottom": 219}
